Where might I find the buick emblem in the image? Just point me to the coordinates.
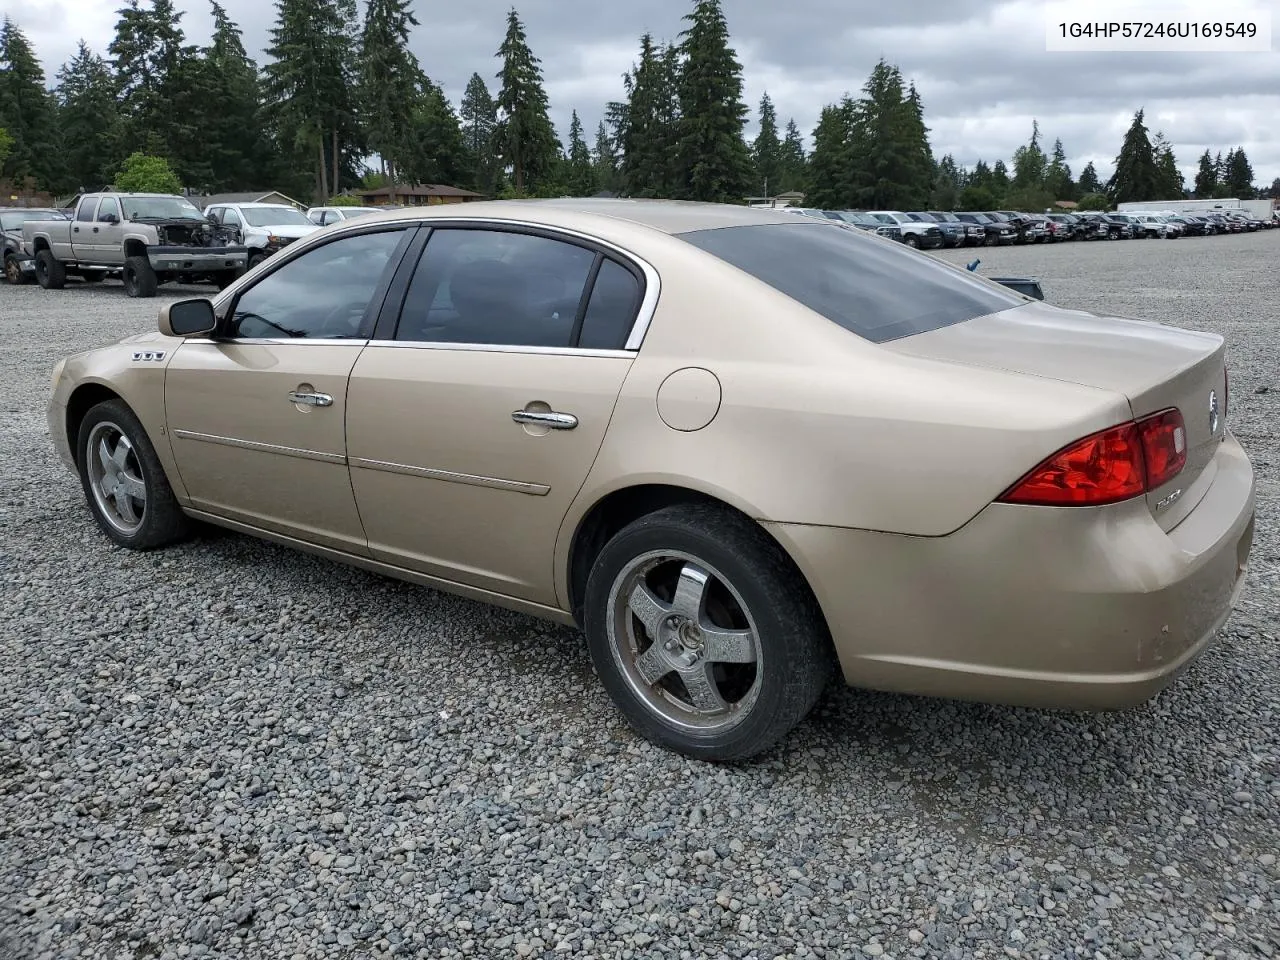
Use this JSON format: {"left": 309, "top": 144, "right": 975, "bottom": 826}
{"left": 1208, "top": 389, "right": 1220, "bottom": 434}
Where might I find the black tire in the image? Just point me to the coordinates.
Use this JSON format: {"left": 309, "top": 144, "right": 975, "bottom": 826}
{"left": 904, "top": 234, "right": 920, "bottom": 248}
{"left": 215, "top": 269, "right": 243, "bottom": 291}
{"left": 583, "top": 503, "right": 834, "bottom": 762}
{"left": 35, "top": 250, "right": 66, "bottom": 289}
{"left": 247, "top": 251, "right": 267, "bottom": 270}
{"left": 80, "top": 270, "right": 106, "bottom": 283}
{"left": 75, "top": 399, "right": 191, "bottom": 550}
{"left": 4, "top": 254, "right": 28, "bottom": 285}
{"left": 123, "top": 256, "right": 158, "bottom": 298}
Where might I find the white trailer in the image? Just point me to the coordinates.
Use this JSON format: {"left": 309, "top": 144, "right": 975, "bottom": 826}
{"left": 1117, "top": 198, "right": 1243, "bottom": 214}
{"left": 1240, "top": 198, "right": 1277, "bottom": 219}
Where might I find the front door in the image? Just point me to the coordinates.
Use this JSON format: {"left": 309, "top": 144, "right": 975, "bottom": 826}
{"left": 346, "top": 225, "right": 647, "bottom": 605}
{"left": 164, "top": 225, "right": 413, "bottom": 553}
{"left": 93, "top": 195, "right": 124, "bottom": 264}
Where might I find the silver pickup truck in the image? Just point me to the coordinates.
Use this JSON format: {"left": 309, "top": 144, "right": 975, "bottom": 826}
{"left": 22, "top": 192, "right": 248, "bottom": 298}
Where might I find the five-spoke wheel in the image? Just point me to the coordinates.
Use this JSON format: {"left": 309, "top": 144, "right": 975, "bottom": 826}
{"left": 585, "top": 503, "right": 833, "bottom": 762}
{"left": 86, "top": 422, "right": 147, "bottom": 535}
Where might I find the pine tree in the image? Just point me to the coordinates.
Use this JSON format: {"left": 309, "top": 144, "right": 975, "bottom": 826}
{"left": 56, "top": 41, "right": 122, "bottom": 192}
{"left": 402, "top": 77, "right": 468, "bottom": 187}
{"left": 615, "top": 34, "right": 681, "bottom": 198}
{"left": 777, "top": 118, "right": 806, "bottom": 193}
{"left": 1267, "top": 177, "right": 1280, "bottom": 200}
{"left": 1011, "top": 120, "right": 1046, "bottom": 188}
{"left": 1107, "top": 108, "right": 1157, "bottom": 203}
{"left": 990, "top": 158, "right": 1010, "bottom": 197}
{"left": 1193, "top": 149, "right": 1217, "bottom": 198}
{"left": 590, "top": 121, "right": 619, "bottom": 194}
{"left": 0, "top": 18, "right": 64, "bottom": 189}
{"left": 108, "top": 0, "right": 192, "bottom": 163}
{"left": 848, "top": 61, "right": 933, "bottom": 209}
{"left": 1222, "top": 146, "right": 1254, "bottom": 197}
{"left": 563, "top": 110, "right": 595, "bottom": 196}
{"left": 1044, "top": 137, "right": 1074, "bottom": 201}
{"left": 460, "top": 72, "right": 499, "bottom": 194}
{"left": 751, "top": 92, "right": 781, "bottom": 196}
{"left": 359, "top": 0, "right": 421, "bottom": 201}
{"left": 494, "top": 8, "right": 559, "bottom": 194}
{"left": 262, "top": 0, "right": 358, "bottom": 200}
{"left": 1150, "top": 132, "right": 1184, "bottom": 199}
{"left": 192, "top": 3, "right": 270, "bottom": 190}
{"left": 1077, "top": 161, "right": 1102, "bottom": 194}
{"left": 675, "top": 0, "right": 751, "bottom": 202}
{"left": 958, "top": 160, "right": 1000, "bottom": 210}
{"left": 805, "top": 100, "right": 853, "bottom": 209}
{"left": 929, "top": 154, "right": 961, "bottom": 209}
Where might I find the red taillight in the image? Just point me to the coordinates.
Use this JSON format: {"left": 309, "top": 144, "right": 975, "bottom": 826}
{"left": 1138, "top": 408, "right": 1186, "bottom": 489}
{"left": 998, "top": 408, "right": 1186, "bottom": 507}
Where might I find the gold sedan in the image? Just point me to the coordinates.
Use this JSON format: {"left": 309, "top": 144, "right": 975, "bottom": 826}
{"left": 47, "top": 200, "right": 1257, "bottom": 761}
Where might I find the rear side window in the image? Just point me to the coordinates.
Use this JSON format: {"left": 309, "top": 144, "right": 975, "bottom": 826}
{"left": 677, "top": 222, "right": 1025, "bottom": 343}
{"left": 578, "top": 258, "right": 641, "bottom": 350}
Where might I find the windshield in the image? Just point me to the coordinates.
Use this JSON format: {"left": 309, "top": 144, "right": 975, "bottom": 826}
{"left": 932, "top": 212, "right": 959, "bottom": 222}
{"left": 241, "top": 206, "right": 313, "bottom": 227}
{"left": 677, "top": 221, "right": 1024, "bottom": 344}
{"left": 341, "top": 207, "right": 381, "bottom": 217}
{"left": 121, "top": 196, "right": 204, "bottom": 221}
{"left": 1, "top": 210, "right": 63, "bottom": 230}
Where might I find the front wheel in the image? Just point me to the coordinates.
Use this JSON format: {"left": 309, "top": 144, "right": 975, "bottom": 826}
{"left": 4, "top": 254, "right": 28, "bottom": 285}
{"left": 76, "top": 399, "right": 191, "bottom": 550}
{"left": 583, "top": 504, "right": 834, "bottom": 762}
{"left": 904, "top": 234, "right": 920, "bottom": 248}
{"left": 123, "top": 256, "right": 158, "bottom": 297}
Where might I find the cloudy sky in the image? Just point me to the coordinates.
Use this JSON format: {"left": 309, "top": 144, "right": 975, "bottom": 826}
{"left": 8, "top": 0, "right": 1280, "bottom": 188}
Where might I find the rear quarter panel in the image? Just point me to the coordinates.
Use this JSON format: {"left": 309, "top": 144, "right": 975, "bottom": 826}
{"left": 553, "top": 234, "right": 1132, "bottom": 604}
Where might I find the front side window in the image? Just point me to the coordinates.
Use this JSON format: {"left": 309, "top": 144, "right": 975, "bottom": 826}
{"left": 222, "top": 208, "right": 243, "bottom": 228}
{"left": 678, "top": 221, "right": 1025, "bottom": 344}
{"left": 228, "top": 229, "right": 406, "bottom": 339}
{"left": 97, "top": 197, "right": 121, "bottom": 222}
{"left": 395, "top": 228, "right": 597, "bottom": 347}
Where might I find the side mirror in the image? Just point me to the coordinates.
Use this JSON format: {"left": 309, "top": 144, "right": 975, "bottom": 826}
{"left": 100, "top": 212, "right": 119, "bottom": 225}
{"left": 159, "top": 298, "right": 218, "bottom": 337}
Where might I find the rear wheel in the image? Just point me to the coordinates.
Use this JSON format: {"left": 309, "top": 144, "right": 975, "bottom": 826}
{"left": 76, "top": 399, "right": 191, "bottom": 550}
{"left": 214, "top": 269, "right": 243, "bottom": 291}
{"left": 583, "top": 504, "right": 834, "bottom": 762}
{"left": 35, "top": 250, "right": 66, "bottom": 289}
{"left": 123, "top": 256, "right": 158, "bottom": 298}
{"left": 247, "top": 251, "right": 267, "bottom": 270}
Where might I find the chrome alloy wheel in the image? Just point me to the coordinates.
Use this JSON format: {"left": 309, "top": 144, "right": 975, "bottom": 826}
{"left": 606, "top": 550, "right": 763, "bottom": 733}
{"left": 86, "top": 421, "right": 147, "bottom": 535}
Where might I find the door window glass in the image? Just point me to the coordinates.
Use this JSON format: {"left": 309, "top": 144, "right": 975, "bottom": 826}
{"left": 75, "top": 199, "right": 99, "bottom": 223}
{"left": 229, "top": 229, "right": 405, "bottom": 340}
{"left": 578, "top": 258, "right": 642, "bottom": 350}
{"left": 396, "top": 228, "right": 596, "bottom": 347}
{"left": 97, "top": 197, "right": 121, "bottom": 222}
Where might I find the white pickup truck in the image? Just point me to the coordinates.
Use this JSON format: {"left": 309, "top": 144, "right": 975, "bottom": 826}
{"left": 21, "top": 192, "right": 248, "bottom": 297}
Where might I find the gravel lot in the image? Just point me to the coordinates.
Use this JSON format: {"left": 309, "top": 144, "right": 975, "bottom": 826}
{"left": 2, "top": 232, "right": 1277, "bottom": 960}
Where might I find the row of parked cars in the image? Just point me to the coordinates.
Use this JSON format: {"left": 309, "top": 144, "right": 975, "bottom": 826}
{"left": 1, "top": 194, "right": 394, "bottom": 295}
{"left": 784, "top": 207, "right": 1277, "bottom": 248}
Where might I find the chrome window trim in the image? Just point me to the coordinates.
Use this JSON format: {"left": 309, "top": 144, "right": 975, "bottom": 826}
{"left": 182, "top": 337, "right": 370, "bottom": 347}
{"left": 362, "top": 341, "right": 634, "bottom": 360}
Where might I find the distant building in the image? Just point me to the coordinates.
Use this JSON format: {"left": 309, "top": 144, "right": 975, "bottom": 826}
{"left": 193, "top": 190, "right": 305, "bottom": 210}
{"left": 354, "top": 183, "right": 486, "bottom": 206}
{"left": 746, "top": 190, "right": 805, "bottom": 208}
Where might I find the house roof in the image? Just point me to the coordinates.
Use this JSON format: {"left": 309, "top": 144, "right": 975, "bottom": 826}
{"left": 194, "top": 190, "right": 303, "bottom": 209}
{"left": 358, "top": 183, "right": 485, "bottom": 198}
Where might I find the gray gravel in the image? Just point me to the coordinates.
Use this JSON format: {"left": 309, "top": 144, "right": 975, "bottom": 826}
{"left": 2, "top": 232, "right": 1278, "bottom": 960}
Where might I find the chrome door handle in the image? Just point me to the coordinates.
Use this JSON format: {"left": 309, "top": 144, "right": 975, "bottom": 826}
{"left": 511, "top": 410, "right": 578, "bottom": 429}
{"left": 289, "top": 391, "right": 333, "bottom": 407}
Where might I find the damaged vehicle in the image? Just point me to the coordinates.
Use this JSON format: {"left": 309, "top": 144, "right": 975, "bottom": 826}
{"left": 22, "top": 193, "right": 248, "bottom": 297}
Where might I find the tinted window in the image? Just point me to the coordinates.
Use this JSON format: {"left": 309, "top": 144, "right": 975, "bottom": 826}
{"left": 76, "top": 199, "right": 99, "bottom": 223}
{"left": 579, "top": 258, "right": 642, "bottom": 350}
{"left": 229, "top": 229, "right": 405, "bottom": 339}
{"left": 395, "top": 228, "right": 595, "bottom": 347}
{"left": 677, "top": 222, "right": 1025, "bottom": 343}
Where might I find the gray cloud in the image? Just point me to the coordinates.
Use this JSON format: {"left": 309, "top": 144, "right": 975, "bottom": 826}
{"left": 19, "top": 0, "right": 1280, "bottom": 186}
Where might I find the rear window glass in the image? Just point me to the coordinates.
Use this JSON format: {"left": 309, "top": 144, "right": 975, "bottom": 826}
{"left": 677, "top": 222, "right": 1024, "bottom": 343}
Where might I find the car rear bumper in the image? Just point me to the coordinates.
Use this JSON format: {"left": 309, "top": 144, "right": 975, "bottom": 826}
{"left": 148, "top": 246, "right": 248, "bottom": 273}
{"left": 765, "top": 431, "right": 1256, "bottom": 711}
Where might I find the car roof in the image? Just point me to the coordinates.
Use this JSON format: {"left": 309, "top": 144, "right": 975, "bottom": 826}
{"left": 342, "top": 198, "right": 802, "bottom": 236}
{"left": 221, "top": 201, "right": 297, "bottom": 209}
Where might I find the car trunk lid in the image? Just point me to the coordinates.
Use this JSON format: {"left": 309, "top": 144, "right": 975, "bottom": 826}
{"left": 881, "top": 300, "right": 1227, "bottom": 531}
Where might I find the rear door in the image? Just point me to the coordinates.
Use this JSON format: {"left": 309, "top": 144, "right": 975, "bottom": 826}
{"left": 68, "top": 195, "right": 99, "bottom": 260}
{"left": 345, "top": 224, "right": 646, "bottom": 605}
